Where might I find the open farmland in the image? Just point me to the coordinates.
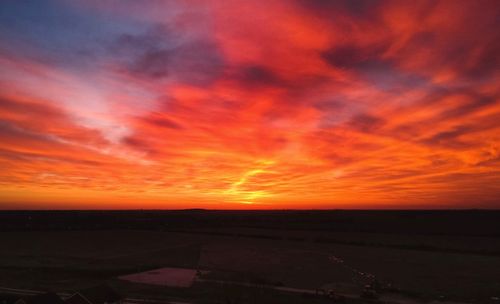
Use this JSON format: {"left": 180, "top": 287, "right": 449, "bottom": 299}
{"left": 0, "top": 223, "right": 499, "bottom": 303}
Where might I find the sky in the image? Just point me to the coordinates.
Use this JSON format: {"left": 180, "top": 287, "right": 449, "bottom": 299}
{"left": 0, "top": 0, "right": 499, "bottom": 209}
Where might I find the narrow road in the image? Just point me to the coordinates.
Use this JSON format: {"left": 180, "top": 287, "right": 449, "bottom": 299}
{"left": 0, "top": 286, "right": 191, "bottom": 304}
{"left": 0, "top": 284, "right": 471, "bottom": 304}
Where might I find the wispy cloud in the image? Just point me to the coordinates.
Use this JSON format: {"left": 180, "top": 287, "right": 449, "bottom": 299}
{"left": 0, "top": 0, "right": 498, "bottom": 208}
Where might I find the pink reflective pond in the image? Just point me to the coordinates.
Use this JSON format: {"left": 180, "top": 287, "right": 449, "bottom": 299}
{"left": 119, "top": 267, "right": 198, "bottom": 287}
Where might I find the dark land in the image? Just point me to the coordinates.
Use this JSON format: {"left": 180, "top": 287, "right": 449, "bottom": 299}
{"left": 0, "top": 210, "right": 499, "bottom": 304}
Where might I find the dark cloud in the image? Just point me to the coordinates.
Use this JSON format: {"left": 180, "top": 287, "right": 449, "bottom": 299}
{"left": 464, "top": 39, "right": 500, "bottom": 79}
{"left": 347, "top": 113, "right": 385, "bottom": 133}
{"left": 121, "top": 132, "right": 184, "bottom": 159}
{"left": 0, "top": 98, "right": 73, "bottom": 143}
{"left": 0, "top": 97, "right": 64, "bottom": 120}
{"left": 224, "top": 65, "right": 332, "bottom": 112}
{"left": 313, "top": 99, "right": 345, "bottom": 111}
{"left": 115, "top": 25, "right": 174, "bottom": 52}
{"left": 321, "top": 43, "right": 430, "bottom": 92}
{"left": 391, "top": 4, "right": 500, "bottom": 82}
{"left": 0, "top": 96, "right": 111, "bottom": 147}
{"left": 297, "top": 0, "right": 382, "bottom": 18}
{"left": 321, "top": 44, "right": 386, "bottom": 70}
{"left": 405, "top": 88, "right": 498, "bottom": 126}
{"left": 324, "top": 153, "right": 355, "bottom": 166}
{"left": 129, "top": 49, "right": 171, "bottom": 79}
{"left": 476, "top": 155, "right": 500, "bottom": 167}
{"left": 112, "top": 25, "right": 173, "bottom": 79}
{"left": 0, "top": 121, "right": 58, "bottom": 144}
{"left": 388, "top": 124, "right": 422, "bottom": 142}
{"left": 0, "top": 0, "right": 130, "bottom": 69}
{"left": 122, "top": 135, "right": 145, "bottom": 148}
{"left": 420, "top": 126, "right": 473, "bottom": 149}
{"left": 113, "top": 25, "right": 224, "bottom": 85}
{"left": 439, "top": 94, "right": 497, "bottom": 121}
{"left": 417, "top": 108, "right": 499, "bottom": 149}
{"left": 362, "top": 63, "right": 430, "bottom": 92}
{"left": 0, "top": 148, "right": 102, "bottom": 166}
{"left": 232, "top": 65, "right": 284, "bottom": 88}
{"left": 142, "top": 115, "right": 183, "bottom": 130}
{"left": 172, "top": 40, "right": 225, "bottom": 85}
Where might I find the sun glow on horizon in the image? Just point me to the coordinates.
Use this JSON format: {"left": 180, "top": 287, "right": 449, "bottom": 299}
{"left": 0, "top": 0, "right": 499, "bottom": 209}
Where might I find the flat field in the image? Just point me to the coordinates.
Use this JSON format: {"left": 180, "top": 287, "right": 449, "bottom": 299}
{"left": 0, "top": 229, "right": 499, "bottom": 303}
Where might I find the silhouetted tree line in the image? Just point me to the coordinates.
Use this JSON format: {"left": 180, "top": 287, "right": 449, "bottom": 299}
{"left": 0, "top": 210, "right": 499, "bottom": 237}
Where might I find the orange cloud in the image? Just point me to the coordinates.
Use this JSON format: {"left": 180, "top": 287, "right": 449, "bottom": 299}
{"left": 0, "top": 0, "right": 498, "bottom": 209}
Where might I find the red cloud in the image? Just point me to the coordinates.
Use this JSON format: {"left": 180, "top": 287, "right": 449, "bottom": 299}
{"left": 0, "top": 0, "right": 498, "bottom": 208}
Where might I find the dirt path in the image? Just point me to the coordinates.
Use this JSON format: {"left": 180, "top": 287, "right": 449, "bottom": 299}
{"left": 0, "top": 286, "right": 192, "bottom": 304}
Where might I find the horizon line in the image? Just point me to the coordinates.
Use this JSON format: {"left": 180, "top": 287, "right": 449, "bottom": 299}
{"left": 1, "top": 208, "right": 499, "bottom": 212}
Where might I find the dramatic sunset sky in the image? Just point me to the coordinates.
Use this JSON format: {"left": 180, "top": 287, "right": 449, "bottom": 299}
{"left": 0, "top": 0, "right": 499, "bottom": 209}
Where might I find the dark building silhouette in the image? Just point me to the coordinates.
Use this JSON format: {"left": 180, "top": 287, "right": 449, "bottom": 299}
{"left": 15, "top": 293, "right": 65, "bottom": 304}
{"left": 0, "top": 294, "right": 20, "bottom": 304}
{"left": 65, "top": 285, "right": 122, "bottom": 304}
